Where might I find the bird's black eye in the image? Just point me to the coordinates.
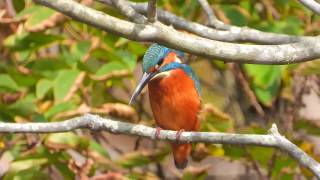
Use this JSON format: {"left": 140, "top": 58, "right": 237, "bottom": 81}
{"left": 157, "top": 58, "right": 164, "bottom": 65}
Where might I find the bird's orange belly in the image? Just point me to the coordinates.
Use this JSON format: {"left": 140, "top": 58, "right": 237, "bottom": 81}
{"left": 148, "top": 69, "right": 200, "bottom": 131}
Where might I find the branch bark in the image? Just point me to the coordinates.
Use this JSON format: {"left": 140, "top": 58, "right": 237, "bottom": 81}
{"left": 197, "top": 0, "right": 230, "bottom": 30}
{"left": 34, "top": 0, "right": 320, "bottom": 64}
{"left": 147, "top": 0, "right": 157, "bottom": 23}
{"left": 0, "top": 114, "right": 319, "bottom": 177}
{"left": 100, "top": 0, "right": 305, "bottom": 44}
{"left": 110, "top": 0, "right": 145, "bottom": 23}
{"left": 298, "top": 0, "right": 320, "bottom": 15}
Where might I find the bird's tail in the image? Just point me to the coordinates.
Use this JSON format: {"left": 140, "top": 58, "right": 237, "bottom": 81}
{"left": 171, "top": 143, "right": 192, "bottom": 169}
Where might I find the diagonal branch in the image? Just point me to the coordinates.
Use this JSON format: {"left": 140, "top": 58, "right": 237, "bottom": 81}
{"left": 298, "top": 0, "right": 320, "bottom": 15}
{"left": 99, "top": 0, "right": 305, "bottom": 44}
{"left": 34, "top": 0, "right": 320, "bottom": 64}
{"left": 197, "top": 0, "right": 230, "bottom": 30}
{"left": 147, "top": 0, "right": 157, "bottom": 23}
{"left": 0, "top": 114, "right": 319, "bottom": 177}
{"left": 110, "top": 0, "right": 145, "bottom": 23}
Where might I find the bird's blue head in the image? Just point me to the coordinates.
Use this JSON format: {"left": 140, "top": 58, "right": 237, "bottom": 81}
{"left": 129, "top": 43, "right": 200, "bottom": 104}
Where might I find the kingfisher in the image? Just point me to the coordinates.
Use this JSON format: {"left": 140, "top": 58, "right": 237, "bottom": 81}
{"left": 129, "top": 43, "right": 201, "bottom": 169}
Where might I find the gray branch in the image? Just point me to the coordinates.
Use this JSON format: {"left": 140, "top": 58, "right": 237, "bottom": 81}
{"left": 110, "top": 0, "right": 145, "bottom": 23}
{"left": 197, "top": 0, "right": 230, "bottom": 30}
{"left": 298, "top": 0, "right": 320, "bottom": 15}
{"left": 0, "top": 114, "right": 319, "bottom": 177}
{"left": 34, "top": 0, "right": 320, "bottom": 64}
{"left": 99, "top": 0, "right": 306, "bottom": 44}
{"left": 147, "top": 0, "right": 157, "bottom": 23}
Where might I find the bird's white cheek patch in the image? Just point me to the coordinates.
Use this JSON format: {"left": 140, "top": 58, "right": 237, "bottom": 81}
{"left": 151, "top": 71, "right": 171, "bottom": 80}
{"left": 174, "top": 57, "right": 182, "bottom": 63}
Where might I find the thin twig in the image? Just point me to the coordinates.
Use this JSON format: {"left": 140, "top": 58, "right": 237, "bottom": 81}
{"left": 229, "top": 64, "right": 265, "bottom": 116}
{"left": 147, "top": 0, "right": 157, "bottom": 23}
{"left": 0, "top": 114, "right": 319, "bottom": 177}
{"left": 110, "top": 0, "right": 146, "bottom": 23}
{"left": 197, "top": 0, "right": 230, "bottom": 30}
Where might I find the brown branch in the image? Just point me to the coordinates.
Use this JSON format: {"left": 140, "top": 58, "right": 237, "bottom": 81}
{"left": 197, "top": 0, "right": 230, "bottom": 30}
{"left": 110, "top": 0, "right": 145, "bottom": 23}
{"left": 34, "top": 0, "right": 320, "bottom": 64}
{"left": 147, "top": 0, "right": 157, "bottom": 23}
{"left": 0, "top": 114, "right": 319, "bottom": 177}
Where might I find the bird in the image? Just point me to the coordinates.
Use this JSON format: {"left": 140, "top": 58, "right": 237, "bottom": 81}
{"left": 129, "top": 43, "right": 201, "bottom": 169}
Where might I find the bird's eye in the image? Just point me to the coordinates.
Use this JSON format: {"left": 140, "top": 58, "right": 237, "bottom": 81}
{"left": 157, "top": 58, "right": 164, "bottom": 66}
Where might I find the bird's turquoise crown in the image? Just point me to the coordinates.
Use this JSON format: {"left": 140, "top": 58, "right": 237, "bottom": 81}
{"left": 142, "top": 43, "right": 201, "bottom": 95}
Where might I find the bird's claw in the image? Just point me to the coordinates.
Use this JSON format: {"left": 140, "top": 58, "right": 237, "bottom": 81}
{"left": 176, "top": 129, "right": 185, "bottom": 143}
{"left": 154, "top": 127, "right": 162, "bottom": 139}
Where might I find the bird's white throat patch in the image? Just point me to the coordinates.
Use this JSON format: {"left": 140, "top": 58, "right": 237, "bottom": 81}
{"left": 151, "top": 71, "right": 171, "bottom": 80}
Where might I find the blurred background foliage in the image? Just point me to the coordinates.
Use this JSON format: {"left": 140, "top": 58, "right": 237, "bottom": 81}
{"left": 0, "top": 0, "right": 320, "bottom": 179}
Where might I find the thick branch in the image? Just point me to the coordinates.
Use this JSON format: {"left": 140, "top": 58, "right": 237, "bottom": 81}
{"left": 110, "top": 0, "right": 145, "bottom": 23}
{"left": 298, "top": 0, "right": 320, "bottom": 15}
{"left": 147, "top": 0, "right": 157, "bottom": 23}
{"left": 0, "top": 114, "right": 319, "bottom": 177}
{"left": 34, "top": 0, "right": 320, "bottom": 64}
{"left": 99, "top": 0, "right": 306, "bottom": 44}
{"left": 197, "top": 0, "right": 230, "bottom": 30}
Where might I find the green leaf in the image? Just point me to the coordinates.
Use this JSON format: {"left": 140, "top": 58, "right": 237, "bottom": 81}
{"left": 9, "top": 70, "right": 37, "bottom": 87}
{"left": 4, "top": 31, "right": 63, "bottom": 52}
{"left": 221, "top": 6, "right": 248, "bottom": 26}
{"left": 4, "top": 166, "right": 48, "bottom": 180}
{"left": 294, "top": 120, "right": 320, "bottom": 135}
{"left": 6, "top": 158, "right": 48, "bottom": 174}
{"left": 28, "top": 58, "right": 69, "bottom": 78}
{"left": 45, "top": 132, "right": 89, "bottom": 150}
{"left": 53, "top": 70, "right": 80, "bottom": 102}
{"left": 0, "top": 74, "right": 19, "bottom": 92}
{"left": 36, "top": 79, "right": 52, "bottom": 99}
{"left": 128, "top": 42, "right": 147, "bottom": 56}
{"left": 8, "top": 94, "right": 36, "bottom": 117}
{"left": 117, "top": 149, "right": 169, "bottom": 169}
{"left": 116, "top": 50, "right": 138, "bottom": 71}
{"left": 44, "top": 102, "right": 76, "bottom": 118}
{"left": 244, "top": 65, "right": 283, "bottom": 106}
{"left": 89, "top": 141, "right": 110, "bottom": 158}
{"left": 12, "top": 0, "right": 25, "bottom": 13}
{"left": 96, "top": 61, "right": 127, "bottom": 76}
{"left": 24, "top": 6, "right": 55, "bottom": 29}
{"left": 63, "top": 41, "right": 91, "bottom": 66}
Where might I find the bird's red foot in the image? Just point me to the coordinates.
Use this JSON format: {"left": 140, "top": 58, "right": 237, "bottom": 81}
{"left": 176, "top": 129, "right": 185, "bottom": 143}
{"left": 154, "top": 127, "right": 162, "bottom": 139}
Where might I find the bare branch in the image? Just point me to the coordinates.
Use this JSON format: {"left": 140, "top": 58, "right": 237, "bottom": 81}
{"left": 110, "top": 0, "right": 145, "bottom": 23}
{"left": 197, "top": 0, "right": 230, "bottom": 30}
{"left": 0, "top": 114, "right": 319, "bottom": 177}
{"left": 147, "top": 0, "right": 157, "bottom": 23}
{"left": 99, "top": 0, "right": 301, "bottom": 44}
{"left": 99, "top": 0, "right": 305, "bottom": 44}
{"left": 298, "top": 0, "right": 320, "bottom": 15}
{"left": 34, "top": 0, "right": 320, "bottom": 64}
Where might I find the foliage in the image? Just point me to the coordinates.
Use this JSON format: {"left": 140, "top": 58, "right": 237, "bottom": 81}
{"left": 0, "top": 0, "right": 319, "bottom": 179}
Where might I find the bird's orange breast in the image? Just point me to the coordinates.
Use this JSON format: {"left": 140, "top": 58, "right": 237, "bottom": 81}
{"left": 148, "top": 68, "right": 201, "bottom": 131}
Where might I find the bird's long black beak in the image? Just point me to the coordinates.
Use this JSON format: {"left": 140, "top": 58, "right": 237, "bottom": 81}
{"left": 129, "top": 72, "right": 156, "bottom": 105}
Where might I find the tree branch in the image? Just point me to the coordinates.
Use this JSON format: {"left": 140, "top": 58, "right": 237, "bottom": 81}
{"left": 0, "top": 114, "right": 319, "bottom": 177}
{"left": 34, "top": 0, "right": 320, "bottom": 64}
{"left": 147, "top": 0, "right": 157, "bottom": 23}
{"left": 197, "top": 0, "right": 230, "bottom": 30}
{"left": 98, "top": 0, "right": 307, "bottom": 44}
{"left": 298, "top": 0, "right": 320, "bottom": 15}
{"left": 110, "top": 0, "right": 146, "bottom": 23}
